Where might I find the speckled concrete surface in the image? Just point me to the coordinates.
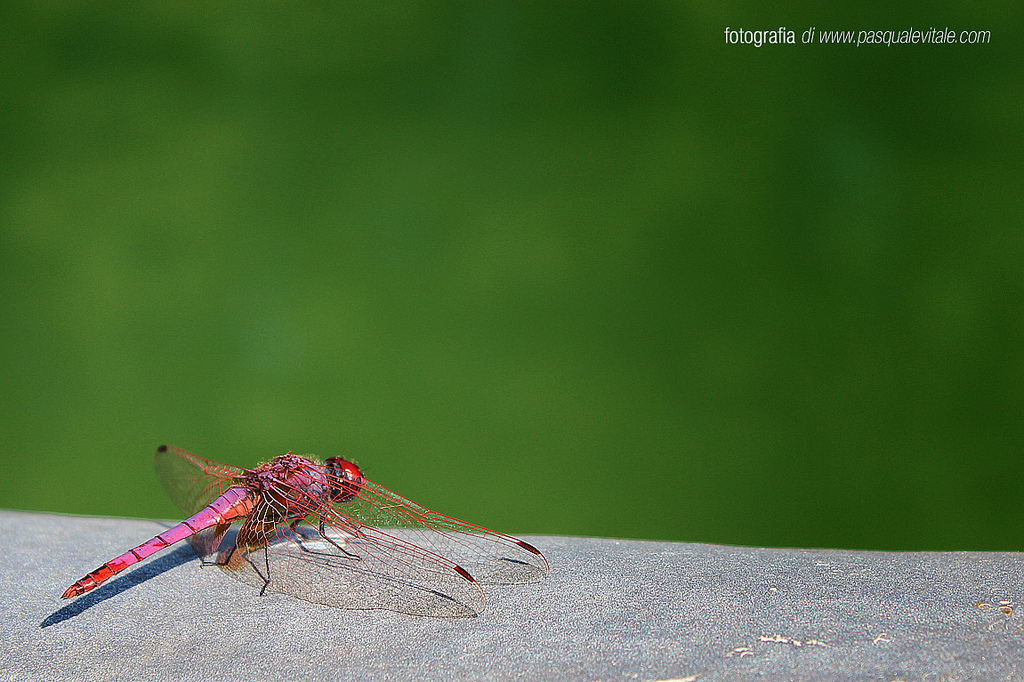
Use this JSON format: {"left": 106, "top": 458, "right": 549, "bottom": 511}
{"left": 3, "top": 510, "right": 1023, "bottom": 681}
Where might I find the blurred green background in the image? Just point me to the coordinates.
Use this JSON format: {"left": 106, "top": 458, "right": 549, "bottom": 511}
{"left": 1, "top": 3, "right": 1021, "bottom": 551}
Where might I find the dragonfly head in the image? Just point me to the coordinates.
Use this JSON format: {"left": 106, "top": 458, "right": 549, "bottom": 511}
{"left": 324, "top": 457, "right": 364, "bottom": 503}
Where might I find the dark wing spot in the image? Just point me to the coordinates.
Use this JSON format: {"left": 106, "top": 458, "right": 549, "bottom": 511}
{"left": 517, "top": 540, "right": 543, "bottom": 556}
{"left": 454, "top": 565, "right": 476, "bottom": 582}
{"left": 157, "top": 444, "right": 168, "bottom": 452}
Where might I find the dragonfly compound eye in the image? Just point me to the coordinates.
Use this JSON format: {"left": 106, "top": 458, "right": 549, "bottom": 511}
{"left": 325, "top": 457, "right": 364, "bottom": 503}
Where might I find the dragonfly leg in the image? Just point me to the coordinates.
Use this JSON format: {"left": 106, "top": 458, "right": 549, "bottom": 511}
{"left": 287, "top": 519, "right": 316, "bottom": 539}
{"left": 284, "top": 518, "right": 360, "bottom": 561}
{"left": 287, "top": 522, "right": 325, "bottom": 555}
{"left": 218, "top": 543, "right": 272, "bottom": 597}
{"left": 237, "top": 547, "right": 272, "bottom": 597}
{"left": 206, "top": 541, "right": 238, "bottom": 568}
{"left": 260, "top": 548, "right": 271, "bottom": 596}
{"left": 319, "top": 520, "right": 361, "bottom": 560}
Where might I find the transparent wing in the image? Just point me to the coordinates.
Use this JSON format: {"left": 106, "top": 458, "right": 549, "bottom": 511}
{"left": 335, "top": 479, "right": 549, "bottom": 585}
{"left": 154, "top": 444, "right": 246, "bottom": 516}
{"left": 212, "top": 460, "right": 548, "bottom": 617}
{"left": 154, "top": 445, "right": 250, "bottom": 558}
{"left": 221, "top": 523, "right": 487, "bottom": 617}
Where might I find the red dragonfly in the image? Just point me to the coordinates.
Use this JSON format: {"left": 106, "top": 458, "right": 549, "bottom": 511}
{"left": 62, "top": 445, "right": 548, "bottom": 617}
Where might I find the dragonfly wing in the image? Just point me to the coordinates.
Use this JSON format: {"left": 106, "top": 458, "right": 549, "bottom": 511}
{"left": 154, "top": 445, "right": 246, "bottom": 516}
{"left": 220, "top": 523, "right": 486, "bottom": 617}
{"left": 197, "top": 455, "right": 546, "bottom": 616}
{"left": 334, "top": 479, "right": 550, "bottom": 585}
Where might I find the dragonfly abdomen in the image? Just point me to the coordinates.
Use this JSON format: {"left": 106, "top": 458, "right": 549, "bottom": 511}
{"left": 61, "top": 487, "right": 253, "bottom": 599}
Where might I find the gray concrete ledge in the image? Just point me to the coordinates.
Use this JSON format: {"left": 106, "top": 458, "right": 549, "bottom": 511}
{"left": 3, "top": 509, "right": 1023, "bottom": 681}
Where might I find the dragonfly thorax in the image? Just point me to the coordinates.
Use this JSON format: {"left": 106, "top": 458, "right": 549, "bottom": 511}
{"left": 250, "top": 453, "right": 334, "bottom": 517}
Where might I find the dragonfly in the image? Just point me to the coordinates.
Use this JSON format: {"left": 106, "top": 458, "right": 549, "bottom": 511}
{"left": 62, "top": 445, "right": 549, "bottom": 617}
